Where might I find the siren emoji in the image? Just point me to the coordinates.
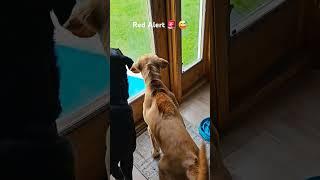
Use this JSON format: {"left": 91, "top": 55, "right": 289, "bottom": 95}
{"left": 168, "top": 20, "right": 176, "bottom": 29}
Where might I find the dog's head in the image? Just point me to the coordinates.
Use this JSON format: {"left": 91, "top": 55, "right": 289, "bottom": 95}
{"left": 64, "top": 0, "right": 106, "bottom": 37}
{"left": 110, "top": 48, "right": 134, "bottom": 104}
{"left": 130, "top": 54, "right": 168, "bottom": 77}
{"left": 110, "top": 48, "right": 134, "bottom": 75}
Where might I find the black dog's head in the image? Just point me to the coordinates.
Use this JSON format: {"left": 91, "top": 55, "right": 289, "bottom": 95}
{"left": 111, "top": 48, "right": 134, "bottom": 75}
{"left": 110, "top": 48, "right": 134, "bottom": 105}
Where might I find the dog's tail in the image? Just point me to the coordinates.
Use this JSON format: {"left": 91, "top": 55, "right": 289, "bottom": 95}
{"left": 197, "top": 142, "right": 209, "bottom": 180}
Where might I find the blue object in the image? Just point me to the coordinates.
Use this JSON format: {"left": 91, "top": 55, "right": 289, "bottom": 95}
{"left": 199, "top": 117, "right": 211, "bottom": 142}
{"left": 306, "top": 176, "right": 320, "bottom": 180}
{"left": 56, "top": 45, "right": 109, "bottom": 116}
{"left": 55, "top": 45, "right": 145, "bottom": 117}
{"left": 128, "top": 75, "right": 145, "bottom": 98}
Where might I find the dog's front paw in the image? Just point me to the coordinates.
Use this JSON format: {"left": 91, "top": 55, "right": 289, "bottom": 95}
{"left": 152, "top": 150, "right": 160, "bottom": 159}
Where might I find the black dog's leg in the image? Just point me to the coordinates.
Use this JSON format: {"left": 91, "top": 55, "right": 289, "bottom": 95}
{"left": 111, "top": 159, "right": 124, "bottom": 179}
{"left": 120, "top": 154, "right": 134, "bottom": 180}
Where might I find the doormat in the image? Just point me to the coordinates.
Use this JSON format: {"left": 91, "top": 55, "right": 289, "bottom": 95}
{"left": 133, "top": 120, "right": 210, "bottom": 180}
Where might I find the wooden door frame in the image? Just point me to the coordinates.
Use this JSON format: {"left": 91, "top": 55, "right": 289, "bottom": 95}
{"left": 211, "top": 0, "right": 231, "bottom": 131}
{"left": 167, "top": 0, "right": 211, "bottom": 102}
{"left": 166, "top": 0, "right": 183, "bottom": 103}
{"left": 210, "top": 0, "right": 231, "bottom": 179}
{"left": 181, "top": 0, "right": 209, "bottom": 96}
{"left": 150, "top": 0, "right": 171, "bottom": 88}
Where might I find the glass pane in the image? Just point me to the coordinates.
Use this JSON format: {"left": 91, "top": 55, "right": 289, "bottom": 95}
{"left": 230, "top": 0, "right": 284, "bottom": 34}
{"left": 111, "top": 0, "right": 153, "bottom": 99}
{"left": 56, "top": 45, "right": 109, "bottom": 117}
{"left": 110, "top": 0, "right": 154, "bottom": 61}
{"left": 182, "top": 0, "right": 204, "bottom": 69}
{"left": 52, "top": 12, "right": 109, "bottom": 119}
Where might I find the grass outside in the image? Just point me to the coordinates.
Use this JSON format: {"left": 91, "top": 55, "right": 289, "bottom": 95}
{"left": 181, "top": 0, "right": 201, "bottom": 67}
{"left": 231, "top": 0, "right": 270, "bottom": 13}
{"left": 110, "top": 0, "right": 153, "bottom": 61}
{"left": 110, "top": 0, "right": 202, "bottom": 67}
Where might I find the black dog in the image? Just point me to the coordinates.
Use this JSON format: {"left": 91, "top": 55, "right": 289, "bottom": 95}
{"left": 1, "top": 1, "right": 76, "bottom": 179}
{"left": 110, "top": 48, "right": 136, "bottom": 180}
{"left": 110, "top": 48, "right": 134, "bottom": 104}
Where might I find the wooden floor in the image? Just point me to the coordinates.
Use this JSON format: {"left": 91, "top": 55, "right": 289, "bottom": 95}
{"left": 222, "top": 69, "right": 320, "bottom": 180}
{"left": 111, "top": 83, "right": 210, "bottom": 180}
{"left": 180, "top": 82, "right": 210, "bottom": 127}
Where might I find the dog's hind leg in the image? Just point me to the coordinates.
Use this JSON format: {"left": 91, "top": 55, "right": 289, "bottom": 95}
{"left": 158, "top": 155, "right": 177, "bottom": 180}
{"left": 110, "top": 161, "right": 124, "bottom": 179}
{"left": 120, "top": 154, "right": 133, "bottom": 180}
{"left": 158, "top": 155, "right": 169, "bottom": 180}
{"left": 148, "top": 127, "right": 160, "bottom": 158}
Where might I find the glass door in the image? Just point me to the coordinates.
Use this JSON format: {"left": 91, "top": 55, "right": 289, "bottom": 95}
{"left": 181, "top": 0, "right": 206, "bottom": 70}
{"left": 180, "top": 0, "right": 209, "bottom": 96}
{"left": 110, "top": 0, "right": 156, "bottom": 101}
{"left": 110, "top": 0, "right": 171, "bottom": 125}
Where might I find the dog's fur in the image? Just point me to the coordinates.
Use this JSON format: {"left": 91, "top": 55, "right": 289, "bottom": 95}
{"left": 64, "top": 0, "right": 108, "bottom": 52}
{"left": 110, "top": 49, "right": 134, "bottom": 104}
{"left": 130, "top": 54, "right": 208, "bottom": 180}
{"left": 109, "top": 48, "right": 136, "bottom": 180}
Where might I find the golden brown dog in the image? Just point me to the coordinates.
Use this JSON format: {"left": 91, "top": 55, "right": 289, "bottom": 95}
{"left": 130, "top": 54, "right": 208, "bottom": 180}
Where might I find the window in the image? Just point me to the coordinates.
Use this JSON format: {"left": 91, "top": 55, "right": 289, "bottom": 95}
{"left": 55, "top": 45, "right": 108, "bottom": 117}
{"left": 230, "top": 0, "right": 286, "bottom": 34}
{"left": 110, "top": 0, "right": 154, "bottom": 61}
{"left": 182, "top": 0, "right": 205, "bottom": 70}
{"left": 51, "top": 12, "right": 109, "bottom": 129}
{"left": 110, "top": 0, "right": 154, "bottom": 100}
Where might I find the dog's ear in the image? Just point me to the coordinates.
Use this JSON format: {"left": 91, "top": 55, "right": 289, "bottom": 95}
{"left": 64, "top": 1, "right": 100, "bottom": 38}
{"left": 130, "top": 63, "right": 141, "bottom": 73}
{"left": 156, "top": 57, "right": 169, "bottom": 69}
{"left": 122, "top": 56, "right": 134, "bottom": 69}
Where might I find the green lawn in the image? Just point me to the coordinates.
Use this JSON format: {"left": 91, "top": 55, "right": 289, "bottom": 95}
{"left": 181, "top": 0, "right": 201, "bottom": 67}
{"left": 110, "top": 0, "right": 202, "bottom": 67}
{"left": 110, "top": 0, "right": 153, "bottom": 61}
{"left": 231, "top": 0, "right": 267, "bottom": 13}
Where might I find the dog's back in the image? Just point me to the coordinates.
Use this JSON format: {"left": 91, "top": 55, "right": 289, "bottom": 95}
{"left": 154, "top": 92, "right": 177, "bottom": 116}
